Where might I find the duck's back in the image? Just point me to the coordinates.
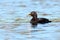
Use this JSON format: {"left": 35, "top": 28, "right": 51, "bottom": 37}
{"left": 38, "top": 18, "right": 51, "bottom": 24}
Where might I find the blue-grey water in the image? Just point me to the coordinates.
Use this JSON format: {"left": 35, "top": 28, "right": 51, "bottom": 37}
{"left": 0, "top": 0, "right": 60, "bottom": 40}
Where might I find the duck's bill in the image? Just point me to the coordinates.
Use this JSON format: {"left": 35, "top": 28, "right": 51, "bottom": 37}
{"left": 26, "top": 14, "right": 31, "bottom": 17}
{"left": 29, "top": 14, "right": 31, "bottom": 16}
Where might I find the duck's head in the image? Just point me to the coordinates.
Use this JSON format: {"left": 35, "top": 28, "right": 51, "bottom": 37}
{"left": 29, "top": 11, "right": 37, "bottom": 18}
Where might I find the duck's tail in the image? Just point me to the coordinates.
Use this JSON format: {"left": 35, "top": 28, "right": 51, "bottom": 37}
{"left": 49, "top": 21, "right": 52, "bottom": 22}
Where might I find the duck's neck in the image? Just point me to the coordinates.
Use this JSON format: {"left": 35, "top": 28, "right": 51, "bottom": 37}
{"left": 32, "top": 16, "right": 37, "bottom": 20}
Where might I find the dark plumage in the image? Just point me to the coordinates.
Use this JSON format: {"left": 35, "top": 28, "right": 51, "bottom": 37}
{"left": 29, "top": 11, "right": 52, "bottom": 27}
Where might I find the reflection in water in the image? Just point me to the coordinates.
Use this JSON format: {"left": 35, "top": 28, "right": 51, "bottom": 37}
{"left": 31, "top": 24, "right": 37, "bottom": 28}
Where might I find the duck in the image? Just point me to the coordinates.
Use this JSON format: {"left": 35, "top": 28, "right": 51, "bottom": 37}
{"left": 29, "top": 11, "right": 52, "bottom": 27}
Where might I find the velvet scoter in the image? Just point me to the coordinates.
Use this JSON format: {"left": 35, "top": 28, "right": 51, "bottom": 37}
{"left": 29, "top": 11, "right": 52, "bottom": 27}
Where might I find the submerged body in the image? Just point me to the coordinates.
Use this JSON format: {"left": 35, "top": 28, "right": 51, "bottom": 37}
{"left": 29, "top": 11, "right": 52, "bottom": 27}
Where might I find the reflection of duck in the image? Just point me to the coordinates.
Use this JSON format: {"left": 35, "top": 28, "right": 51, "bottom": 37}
{"left": 29, "top": 11, "right": 52, "bottom": 27}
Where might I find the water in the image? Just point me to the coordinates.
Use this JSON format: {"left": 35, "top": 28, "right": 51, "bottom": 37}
{"left": 0, "top": 0, "right": 60, "bottom": 40}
